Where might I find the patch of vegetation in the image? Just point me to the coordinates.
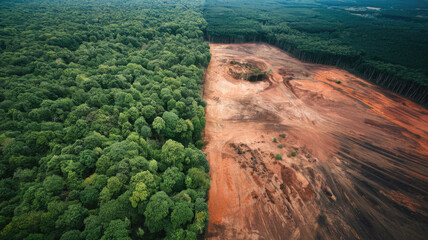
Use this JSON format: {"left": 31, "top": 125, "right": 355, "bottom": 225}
{"left": 277, "top": 144, "right": 283, "bottom": 148}
{"left": 279, "top": 134, "right": 286, "bottom": 138}
{"left": 275, "top": 154, "right": 282, "bottom": 160}
{"left": 336, "top": 80, "right": 342, "bottom": 84}
{"left": 273, "top": 137, "right": 277, "bottom": 143}
{"left": 291, "top": 152, "right": 297, "bottom": 157}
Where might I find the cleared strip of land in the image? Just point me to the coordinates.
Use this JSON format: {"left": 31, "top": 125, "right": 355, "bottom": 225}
{"left": 203, "top": 43, "right": 428, "bottom": 240}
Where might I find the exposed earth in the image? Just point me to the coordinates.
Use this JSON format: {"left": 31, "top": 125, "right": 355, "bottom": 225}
{"left": 202, "top": 43, "right": 428, "bottom": 240}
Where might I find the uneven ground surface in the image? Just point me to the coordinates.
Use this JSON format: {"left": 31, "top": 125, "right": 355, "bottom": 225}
{"left": 202, "top": 43, "right": 428, "bottom": 240}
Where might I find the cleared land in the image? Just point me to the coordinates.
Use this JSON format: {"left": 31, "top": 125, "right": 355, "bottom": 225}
{"left": 202, "top": 43, "right": 428, "bottom": 240}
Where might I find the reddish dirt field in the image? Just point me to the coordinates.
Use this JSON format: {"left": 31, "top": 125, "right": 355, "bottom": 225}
{"left": 202, "top": 43, "right": 428, "bottom": 240}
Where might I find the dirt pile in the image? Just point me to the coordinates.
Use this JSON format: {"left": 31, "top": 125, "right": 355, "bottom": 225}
{"left": 202, "top": 43, "right": 428, "bottom": 240}
{"left": 228, "top": 60, "right": 271, "bottom": 82}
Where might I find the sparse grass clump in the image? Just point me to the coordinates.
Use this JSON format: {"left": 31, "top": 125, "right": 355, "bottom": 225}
{"left": 279, "top": 134, "right": 286, "bottom": 138}
{"left": 275, "top": 154, "right": 282, "bottom": 160}
{"left": 273, "top": 137, "right": 277, "bottom": 143}
{"left": 278, "top": 144, "right": 283, "bottom": 148}
{"left": 291, "top": 152, "right": 297, "bottom": 157}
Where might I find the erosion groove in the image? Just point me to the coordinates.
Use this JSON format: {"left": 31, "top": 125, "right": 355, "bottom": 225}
{"left": 202, "top": 43, "right": 428, "bottom": 240}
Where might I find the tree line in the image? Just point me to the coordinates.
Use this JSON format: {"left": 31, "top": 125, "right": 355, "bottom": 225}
{"left": 203, "top": 0, "right": 428, "bottom": 105}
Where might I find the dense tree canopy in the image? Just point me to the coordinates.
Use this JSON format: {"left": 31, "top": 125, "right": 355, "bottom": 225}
{"left": 0, "top": 0, "right": 211, "bottom": 239}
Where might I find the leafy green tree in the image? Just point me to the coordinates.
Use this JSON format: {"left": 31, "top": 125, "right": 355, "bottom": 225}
{"left": 55, "top": 203, "right": 88, "bottom": 231}
{"left": 171, "top": 201, "right": 194, "bottom": 228}
{"left": 79, "top": 186, "right": 99, "bottom": 209}
{"left": 79, "top": 150, "right": 98, "bottom": 170}
{"left": 148, "top": 160, "right": 158, "bottom": 173}
{"left": 104, "top": 140, "right": 140, "bottom": 162}
{"left": 175, "top": 101, "right": 186, "bottom": 117}
{"left": 82, "top": 132, "right": 107, "bottom": 150}
{"left": 160, "top": 88, "right": 172, "bottom": 103}
{"left": 140, "top": 126, "right": 152, "bottom": 139}
{"left": 144, "top": 191, "right": 173, "bottom": 233}
{"left": 185, "top": 168, "right": 210, "bottom": 191}
{"left": 126, "top": 107, "right": 139, "bottom": 123}
{"left": 152, "top": 116, "right": 166, "bottom": 135}
{"left": 99, "top": 187, "right": 112, "bottom": 204}
{"left": 175, "top": 118, "right": 189, "bottom": 136}
{"left": 190, "top": 211, "right": 209, "bottom": 234}
{"left": 129, "top": 182, "right": 149, "bottom": 208}
{"left": 64, "top": 119, "right": 88, "bottom": 143}
{"left": 129, "top": 171, "right": 158, "bottom": 196}
{"left": 162, "top": 111, "right": 179, "bottom": 138}
{"left": 167, "top": 99, "right": 177, "bottom": 111}
{"left": 60, "top": 230, "right": 83, "bottom": 240}
{"left": 160, "top": 167, "right": 185, "bottom": 194}
{"left": 98, "top": 194, "right": 132, "bottom": 226}
{"left": 91, "top": 174, "right": 108, "bottom": 190}
{"left": 194, "top": 197, "right": 208, "bottom": 213}
{"left": 82, "top": 215, "right": 102, "bottom": 240}
{"left": 160, "top": 140, "right": 185, "bottom": 171}
{"left": 184, "top": 147, "right": 209, "bottom": 172}
{"left": 101, "top": 219, "right": 131, "bottom": 240}
{"left": 128, "top": 156, "right": 149, "bottom": 174}
{"left": 0, "top": 211, "right": 42, "bottom": 239}
{"left": 43, "top": 175, "right": 64, "bottom": 196}
{"left": 40, "top": 201, "right": 67, "bottom": 234}
{"left": 134, "top": 117, "right": 152, "bottom": 138}
{"left": 95, "top": 155, "right": 112, "bottom": 175}
{"left": 168, "top": 228, "right": 197, "bottom": 240}
{"left": 142, "top": 105, "right": 156, "bottom": 123}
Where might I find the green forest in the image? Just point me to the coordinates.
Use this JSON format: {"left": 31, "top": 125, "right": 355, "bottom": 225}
{"left": 203, "top": 0, "right": 428, "bottom": 105}
{"left": 0, "top": 0, "right": 211, "bottom": 239}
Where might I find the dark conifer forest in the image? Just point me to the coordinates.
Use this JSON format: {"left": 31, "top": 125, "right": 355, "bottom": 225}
{"left": 203, "top": 0, "right": 428, "bottom": 105}
{"left": 0, "top": 0, "right": 210, "bottom": 239}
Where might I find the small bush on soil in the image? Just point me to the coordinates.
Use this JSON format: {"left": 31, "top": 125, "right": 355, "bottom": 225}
{"left": 336, "top": 80, "right": 342, "bottom": 84}
{"left": 278, "top": 144, "right": 283, "bottom": 148}
{"left": 275, "top": 154, "right": 282, "bottom": 160}
{"left": 273, "top": 137, "right": 277, "bottom": 143}
{"left": 279, "top": 134, "right": 286, "bottom": 138}
{"left": 291, "top": 152, "right": 297, "bottom": 157}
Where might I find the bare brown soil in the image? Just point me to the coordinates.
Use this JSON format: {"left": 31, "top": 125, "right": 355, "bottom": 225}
{"left": 202, "top": 43, "right": 428, "bottom": 240}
